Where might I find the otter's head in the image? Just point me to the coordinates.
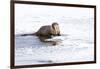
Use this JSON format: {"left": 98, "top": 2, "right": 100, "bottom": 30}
{"left": 52, "top": 22, "right": 60, "bottom": 35}
{"left": 52, "top": 23, "right": 59, "bottom": 29}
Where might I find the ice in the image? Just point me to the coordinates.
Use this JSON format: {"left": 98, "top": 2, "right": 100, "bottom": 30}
{"left": 15, "top": 21, "right": 94, "bottom": 65}
{"left": 15, "top": 4, "right": 94, "bottom": 65}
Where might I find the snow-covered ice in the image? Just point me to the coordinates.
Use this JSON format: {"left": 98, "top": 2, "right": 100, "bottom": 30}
{"left": 15, "top": 4, "right": 94, "bottom": 65}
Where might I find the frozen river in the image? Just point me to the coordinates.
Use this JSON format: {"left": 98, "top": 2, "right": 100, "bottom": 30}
{"left": 15, "top": 18, "right": 94, "bottom": 65}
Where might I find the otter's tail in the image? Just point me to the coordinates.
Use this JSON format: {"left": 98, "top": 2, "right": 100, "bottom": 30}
{"left": 21, "top": 33, "right": 36, "bottom": 36}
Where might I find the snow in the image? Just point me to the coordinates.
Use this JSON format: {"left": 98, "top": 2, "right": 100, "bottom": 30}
{"left": 15, "top": 4, "right": 94, "bottom": 65}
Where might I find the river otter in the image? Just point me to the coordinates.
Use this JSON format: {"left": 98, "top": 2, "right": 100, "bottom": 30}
{"left": 21, "top": 23, "right": 61, "bottom": 37}
{"left": 21, "top": 22, "right": 61, "bottom": 45}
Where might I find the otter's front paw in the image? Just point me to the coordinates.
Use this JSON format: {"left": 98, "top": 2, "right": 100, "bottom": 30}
{"left": 58, "top": 34, "right": 61, "bottom": 36}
